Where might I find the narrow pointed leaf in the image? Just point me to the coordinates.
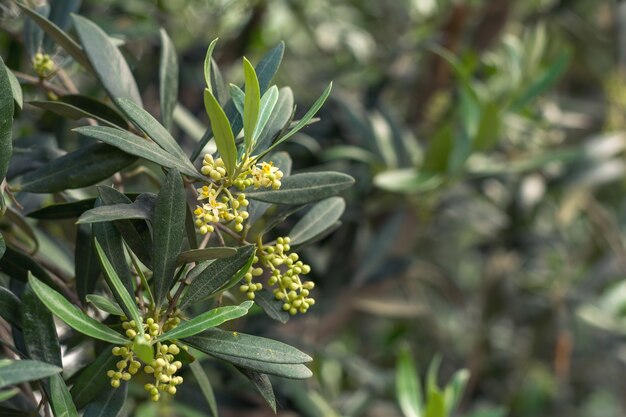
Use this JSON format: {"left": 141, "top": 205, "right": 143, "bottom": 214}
{"left": 255, "top": 289, "right": 289, "bottom": 323}
{"left": 18, "top": 4, "right": 92, "bottom": 70}
{"left": 203, "top": 39, "right": 219, "bottom": 93}
{"left": 183, "top": 328, "right": 312, "bottom": 364}
{"left": 189, "top": 361, "right": 218, "bottom": 417}
{"left": 116, "top": 98, "right": 189, "bottom": 162}
{"left": 94, "top": 239, "right": 142, "bottom": 333}
{"left": 0, "top": 287, "right": 21, "bottom": 328}
{"left": 28, "top": 199, "right": 99, "bottom": 220}
{"left": 83, "top": 383, "right": 127, "bottom": 417}
{"left": 70, "top": 351, "right": 117, "bottom": 409}
{"left": 72, "top": 14, "right": 142, "bottom": 105}
{"left": 203, "top": 89, "right": 237, "bottom": 176}
{"left": 289, "top": 197, "right": 345, "bottom": 246}
{"left": 229, "top": 84, "right": 245, "bottom": 117}
{"left": 254, "top": 87, "right": 293, "bottom": 154}
{"left": 159, "top": 29, "right": 178, "bottom": 131}
{"left": 177, "top": 247, "right": 237, "bottom": 265}
{"left": 180, "top": 245, "right": 255, "bottom": 308}
{"left": 262, "top": 82, "right": 332, "bottom": 156}
{"left": 77, "top": 203, "right": 152, "bottom": 224}
{"left": 246, "top": 171, "right": 354, "bottom": 205}
{"left": 74, "top": 126, "right": 202, "bottom": 179}
{"left": 158, "top": 301, "right": 253, "bottom": 341}
{"left": 243, "top": 57, "right": 260, "bottom": 154}
{"left": 0, "top": 359, "right": 62, "bottom": 389}
{"left": 198, "top": 352, "right": 312, "bottom": 379}
{"left": 0, "top": 56, "right": 14, "bottom": 183}
{"left": 253, "top": 85, "right": 279, "bottom": 142}
{"left": 237, "top": 368, "right": 276, "bottom": 412}
{"left": 6, "top": 68, "right": 23, "bottom": 110}
{"left": 152, "top": 169, "right": 186, "bottom": 305}
{"left": 21, "top": 285, "right": 62, "bottom": 367}
{"left": 50, "top": 374, "right": 78, "bottom": 417}
{"left": 18, "top": 144, "right": 136, "bottom": 193}
{"left": 86, "top": 294, "right": 124, "bottom": 316}
{"left": 396, "top": 348, "right": 423, "bottom": 417}
{"left": 29, "top": 99, "right": 125, "bottom": 128}
{"left": 28, "top": 274, "right": 128, "bottom": 345}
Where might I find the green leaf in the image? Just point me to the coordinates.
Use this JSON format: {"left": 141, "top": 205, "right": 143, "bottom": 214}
{"left": 159, "top": 29, "right": 178, "bottom": 131}
{"left": 152, "top": 169, "right": 186, "bottom": 305}
{"left": 21, "top": 285, "right": 62, "bottom": 367}
{"left": 0, "top": 359, "right": 62, "bottom": 389}
{"left": 27, "top": 273, "right": 128, "bottom": 345}
{"left": 254, "top": 87, "right": 293, "bottom": 154}
{"left": 74, "top": 225, "right": 100, "bottom": 303}
{"left": 198, "top": 352, "right": 312, "bottom": 379}
{"left": 261, "top": 82, "right": 332, "bottom": 157}
{"left": 72, "top": 14, "right": 142, "bottom": 106}
{"left": 0, "top": 388, "right": 19, "bottom": 403}
{"left": 511, "top": 49, "right": 571, "bottom": 111}
{"left": 183, "top": 328, "right": 312, "bottom": 364}
{"left": 424, "top": 389, "right": 446, "bottom": 417}
{"left": 92, "top": 200, "right": 135, "bottom": 300}
{"left": 255, "top": 41, "right": 285, "bottom": 92}
{"left": 189, "top": 361, "right": 218, "bottom": 417}
{"left": 94, "top": 239, "right": 143, "bottom": 333}
{"left": 50, "top": 374, "right": 78, "bottom": 417}
{"left": 17, "top": 144, "right": 136, "bottom": 193}
{"left": 29, "top": 98, "right": 127, "bottom": 129}
{"left": 97, "top": 188, "right": 154, "bottom": 270}
{"left": 245, "top": 171, "right": 354, "bottom": 205}
{"left": 237, "top": 368, "right": 276, "bottom": 412}
{"left": 18, "top": 4, "right": 92, "bottom": 71}
{"left": 83, "top": 383, "right": 127, "bottom": 417}
{"left": 74, "top": 126, "right": 201, "bottom": 179}
{"left": 0, "top": 247, "right": 57, "bottom": 289}
{"left": 70, "top": 351, "right": 117, "bottom": 409}
{"left": 243, "top": 57, "right": 261, "bottom": 154}
{"left": 0, "top": 56, "right": 14, "bottom": 184}
{"left": 6, "top": 68, "right": 23, "bottom": 110}
{"left": 253, "top": 85, "right": 279, "bottom": 143}
{"left": 177, "top": 247, "right": 237, "bottom": 265}
{"left": 396, "top": 348, "right": 423, "bottom": 417}
{"left": 115, "top": 98, "right": 189, "bottom": 162}
{"left": 158, "top": 301, "right": 253, "bottom": 341}
{"left": 180, "top": 245, "right": 256, "bottom": 308}
{"left": 77, "top": 202, "right": 152, "bottom": 224}
{"left": 444, "top": 369, "right": 469, "bottom": 416}
{"left": 190, "top": 41, "right": 284, "bottom": 162}
{"left": 289, "top": 197, "right": 345, "bottom": 246}
{"left": 373, "top": 170, "right": 443, "bottom": 194}
{"left": 203, "top": 88, "right": 237, "bottom": 176}
{"left": 57, "top": 95, "right": 128, "bottom": 128}
{"left": 229, "top": 84, "right": 245, "bottom": 117}
{"left": 86, "top": 294, "right": 124, "bottom": 316}
{"left": 0, "top": 233, "right": 4, "bottom": 259}
{"left": 203, "top": 39, "right": 219, "bottom": 93}
{"left": 27, "top": 199, "right": 99, "bottom": 219}
{"left": 255, "top": 289, "right": 290, "bottom": 323}
{"left": 0, "top": 287, "right": 21, "bottom": 328}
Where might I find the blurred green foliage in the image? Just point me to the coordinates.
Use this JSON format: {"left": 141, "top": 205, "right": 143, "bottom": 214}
{"left": 2, "top": 0, "right": 626, "bottom": 416}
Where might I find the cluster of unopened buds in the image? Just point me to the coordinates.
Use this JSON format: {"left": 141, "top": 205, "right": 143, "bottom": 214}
{"left": 240, "top": 237, "right": 315, "bottom": 315}
{"left": 106, "top": 315, "right": 186, "bottom": 402}
{"left": 32, "top": 52, "right": 55, "bottom": 78}
{"left": 194, "top": 154, "right": 283, "bottom": 236}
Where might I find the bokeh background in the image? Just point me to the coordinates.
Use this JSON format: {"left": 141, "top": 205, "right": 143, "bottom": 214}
{"left": 2, "top": 0, "right": 626, "bottom": 416}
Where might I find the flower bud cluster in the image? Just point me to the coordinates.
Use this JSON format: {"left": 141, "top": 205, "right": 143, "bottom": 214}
{"left": 32, "top": 53, "right": 55, "bottom": 78}
{"left": 194, "top": 154, "right": 284, "bottom": 236}
{"left": 240, "top": 237, "right": 315, "bottom": 315}
{"left": 143, "top": 342, "right": 184, "bottom": 402}
{"left": 106, "top": 315, "right": 185, "bottom": 402}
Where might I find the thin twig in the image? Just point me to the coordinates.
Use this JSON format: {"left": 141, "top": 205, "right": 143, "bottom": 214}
{"left": 13, "top": 70, "right": 69, "bottom": 96}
